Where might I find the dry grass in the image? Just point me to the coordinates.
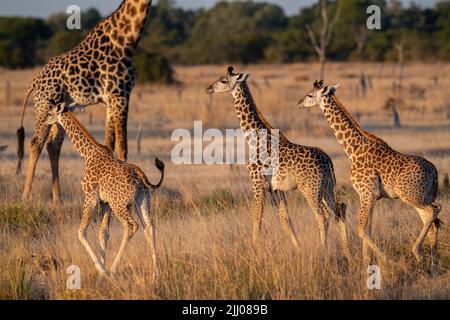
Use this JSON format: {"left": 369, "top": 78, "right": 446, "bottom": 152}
{"left": 0, "top": 62, "right": 449, "bottom": 300}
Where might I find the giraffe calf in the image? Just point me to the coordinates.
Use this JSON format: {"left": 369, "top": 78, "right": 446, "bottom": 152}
{"left": 45, "top": 103, "right": 165, "bottom": 278}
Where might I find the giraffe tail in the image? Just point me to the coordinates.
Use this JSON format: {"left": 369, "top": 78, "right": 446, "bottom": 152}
{"left": 16, "top": 81, "right": 36, "bottom": 175}
{"left": 141, "top": 158, "right": 165, "bottom": 190}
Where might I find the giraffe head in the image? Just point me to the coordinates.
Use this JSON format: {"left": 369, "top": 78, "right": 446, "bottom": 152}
{"left": 297, "top": 80, "right": 340, "bottom": 109}
{"left": 205, "top": 66, "right": 250, "bottom": 94}
{"left": 45, "top": 103, "right": 66, "bottom": 125}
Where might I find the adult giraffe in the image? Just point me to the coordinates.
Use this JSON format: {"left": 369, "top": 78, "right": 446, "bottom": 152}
{"left": 17, "top": 0, "right": 153, "bottom": 202}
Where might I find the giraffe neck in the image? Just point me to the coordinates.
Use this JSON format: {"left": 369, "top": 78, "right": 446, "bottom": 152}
{"left": 107, "top": 0, "right": 152, "bottom": 50}
{"left": 231, "top": 82, "right": 273, "bottom": 136}
{"left": 319, "top": 95, "right": 366, "bottom": 160}
{"left": 58, "top": 112, "right": 103, "bottom": 160}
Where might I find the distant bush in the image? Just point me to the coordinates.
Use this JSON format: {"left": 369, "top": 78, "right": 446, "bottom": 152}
{"left": 134, "top": 49, "right": 174, "bottom": 84}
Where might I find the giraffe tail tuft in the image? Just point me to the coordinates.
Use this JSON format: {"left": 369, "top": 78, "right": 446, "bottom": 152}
{"left": 16, "top": 126, "right": 25, "bottom": 175}
{"left": 140, "top": 157, "right": 165, "bottom": 190}
{"left": 16, "top": 79, "right": 36, "bottom": 175}
{"left": 434, "top": 218, "right": 443, "bottom": 229}
{"left": 155, "top": 157, "right": 165, "bottom": 173}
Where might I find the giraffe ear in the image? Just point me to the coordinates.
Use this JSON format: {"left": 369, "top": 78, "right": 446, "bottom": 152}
{"left": 314, "top": 80, "right": 324, "bottom": 88}
{"left": 236, "top": 73, "right": 249, "bottom": 82}
{"left": 321, "top": 84, "right": 340, "bottom": 96}
{"left": 56, "top": 103, "right": 65, "bottom": 113}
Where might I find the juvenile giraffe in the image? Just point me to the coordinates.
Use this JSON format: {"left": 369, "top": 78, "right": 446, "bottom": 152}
{"left": 206, "top": 67, "right": 350, "bottom": 256}
{"left": 297, "top": 80, "right": 442, "bottom": 267}
{"left": 17, "top": 0, "right": 153, "bottom": 202}
{"left": 45, "top": 103, "right": 164, "bottom": 278}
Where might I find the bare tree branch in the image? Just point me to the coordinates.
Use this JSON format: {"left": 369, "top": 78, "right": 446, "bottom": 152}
{"left": 326, "top": 0, "right": 342, "bottom": 45}
{"left": 306, "top": 0, "right": 342, "bottom": 79}
{"left": 307, "top": 24, "right": 322, "bottom": 57}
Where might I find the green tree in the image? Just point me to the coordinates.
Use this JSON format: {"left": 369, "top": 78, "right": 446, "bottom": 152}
{"left": 134, "top": 49, "right": 174, "bottom": 84}
{"left": 0, "top": 17, "right": 52, "bottom": 68}
{"left": 176, "top": 1, "right": 287, "bottom": 64}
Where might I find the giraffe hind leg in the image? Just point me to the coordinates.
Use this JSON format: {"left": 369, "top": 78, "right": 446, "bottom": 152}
{"left": 304, "top": 191, "right": 329, "bottom": 247}
{"left": 135, "top": 192, "right": 160, "bottom": 281}
{"left": 277, "top": 191, "right": 300, "bottom": 248}
{"left": 110, "top": 204, "right": 139, "bottom": 274}
{"left": 98, "top": 202, "right": 112, "bottom": 267}
{"left": 46, "top": 123, "right": 65, "bottom": 203}
{"left": 322, "top": 195, "right": 351, "bottom": 259}
{"left": 23, "top": 114, "right": 51, "bottom": 200}
{"left": 413, "top": 203, "right": 441, "bottom": 266}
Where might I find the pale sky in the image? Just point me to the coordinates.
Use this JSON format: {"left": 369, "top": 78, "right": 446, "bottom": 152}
{"left": 0, "top": 0, "right": 442, "bottom": 17}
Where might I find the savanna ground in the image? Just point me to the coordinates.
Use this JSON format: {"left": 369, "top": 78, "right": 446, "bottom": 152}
{"left": 0, "top": 62, "right": 449, "bottom": 299}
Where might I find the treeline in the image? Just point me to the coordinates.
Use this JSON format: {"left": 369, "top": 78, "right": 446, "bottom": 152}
{"left": 0, "top": 0, "right": 449, "bottom": 71}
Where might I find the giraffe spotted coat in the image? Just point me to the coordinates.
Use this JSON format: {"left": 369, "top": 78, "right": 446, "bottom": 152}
{"left": 298, "top": 80, "right": 442, "bottom": 267}
{"left": 206, "top": 67, "right": 350, "bottom": 256}
{"left": 45, "top": 104, "right": 164, "bottom": 278}
{"left": 17, "top": 0, "right": 153, "bottom": 202}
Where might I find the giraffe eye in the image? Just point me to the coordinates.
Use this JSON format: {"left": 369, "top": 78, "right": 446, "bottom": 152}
{"left": 307, "top": 95, "right": 313, "bottom": 98}
{"left": 220, "top": 80, "right": 227, "bottom": 84}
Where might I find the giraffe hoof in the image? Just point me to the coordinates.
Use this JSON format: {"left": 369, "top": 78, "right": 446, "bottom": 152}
{"left": 97, "top": 269, "right": 108, "bottom": 277}
{"left": 412, "top": 247, "right": 422, "bottom": 262}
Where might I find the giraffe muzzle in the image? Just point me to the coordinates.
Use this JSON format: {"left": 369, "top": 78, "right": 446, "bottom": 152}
{"left": 205, "top": 86, "right": 214, "bottom": 95}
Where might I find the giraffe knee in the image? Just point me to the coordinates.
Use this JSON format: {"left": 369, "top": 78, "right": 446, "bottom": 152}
{"left": 130, "top": 220, "right": 139, "bottom": 237}
{"left": 78, "top": 226, "right": 87, "bottom": 240}
{"left": 337, "top": 202, "right": 347, "bottom": 221}
{"left": 30, "top": 136, "right": 44, "bottom": 153}
{"left": 99, "top": 225, "right": 110, "bottom": 242}
{"left": 356, "top": 224, "right": 365, "bottom": 238}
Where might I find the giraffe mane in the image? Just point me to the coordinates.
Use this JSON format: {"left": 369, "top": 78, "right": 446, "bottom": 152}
{"left": 330, "top": 95, "right": 388, "bottom": 146}
{"left": 66, "top": 112, "right": 114, "bottom": 154}
{"left": 241, "top": 81, "right": 286, "bottom": 139}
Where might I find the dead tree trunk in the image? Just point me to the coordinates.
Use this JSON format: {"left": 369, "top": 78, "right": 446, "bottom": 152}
{"left": 307, "top": 0, "right": 341, "bottom": 80}
{"left": 5, "top": 81, "right": 11, "bottom": 107}
{"left": 136, "top": 124, "right": 143, "bottom": 155}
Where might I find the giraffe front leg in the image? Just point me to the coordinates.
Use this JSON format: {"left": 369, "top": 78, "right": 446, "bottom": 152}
{"left": 247, "top": 164, "right": 265, "bottom": 243}
{"left": 78, "top": 193, "right": 107, "bottom": 275}
{"left": 46, "top": 123, "right": 65, "bottom": 203}
{"left": 357, "top": 195, "right": 387, "bottom": 266}
{"left": 251, "top": 180, "right": 265, "bottom": 243}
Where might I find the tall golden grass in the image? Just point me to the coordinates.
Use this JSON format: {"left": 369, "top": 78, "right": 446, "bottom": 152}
{"left": 0, "top": 62, "right": 449, "bottom": 299}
